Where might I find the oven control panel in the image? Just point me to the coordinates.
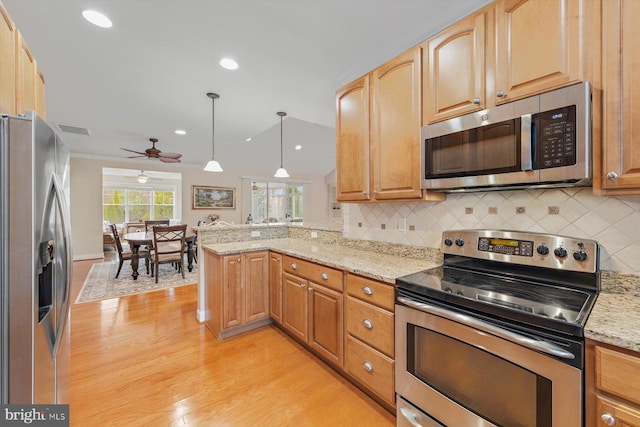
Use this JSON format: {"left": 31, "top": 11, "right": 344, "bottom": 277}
{"left": 442, "top": 229, "right": 599, "bottom": 273}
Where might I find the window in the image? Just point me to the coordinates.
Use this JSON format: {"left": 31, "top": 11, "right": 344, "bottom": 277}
{"left": 251, "top": 181, "right": 304, "bottom": 223}
{"left": 103, "top": 186, "right": 175, "bottom": 224}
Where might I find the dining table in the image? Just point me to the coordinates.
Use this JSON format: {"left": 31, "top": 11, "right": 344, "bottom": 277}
{"left": 123, "top": 231, "right": 196, "bottom": 280}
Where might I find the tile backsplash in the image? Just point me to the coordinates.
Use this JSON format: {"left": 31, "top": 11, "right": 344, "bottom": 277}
{"left": 343, "top": 188, "right": 640, "bottom": 274}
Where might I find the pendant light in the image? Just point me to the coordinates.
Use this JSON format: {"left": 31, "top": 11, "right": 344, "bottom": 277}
{"left": 204, "top": 92, "right": 223, "bottom": 172}
{"left": 274, "top": 111, "right": 289, "bottom": 178}
{"left": 137, "top": 170, "right": 149, "bottom": 184}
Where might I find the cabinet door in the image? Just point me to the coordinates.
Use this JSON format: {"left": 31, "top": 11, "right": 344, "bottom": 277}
{"left": 269, "top": 252, "right": 283, "bottom": 324}
{"left": 35, "top": 65, "right": 45, "bottom": 119}
{"left": 597, "top": 397, "right": 640, "bottom": 427}
{"left": 370, "top": 46, "right": 423, "bottom": 200}
{"left": 494, "top": 0, "right": 582, "bottom": 104}
{"left": 282, "top": 272, "right": 307, "bottom": 341}
{"left": 336, "top": 76, "right": 370, "bottom": 201}
{"left": 244, "top": 251, "right": 269, "bottom": 323}
{"left": 16, "top": 31, "right": 36, "bottom": 115}
{"left": 0, "top": 4, "right": 16, "bottom": 114}
{"left": 307, "top": 282, "right": 343, "bottom": 368}
{"left": 601, "top": 0, "right": 640, "bottom": 192}
{"left": 222, "top": 255, "right": 243, "bottom": 329}
{"left": 425, "top": 12, "right": 486, "bottom": 123}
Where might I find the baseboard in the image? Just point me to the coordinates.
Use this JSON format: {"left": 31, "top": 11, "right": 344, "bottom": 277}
{"left": 73, "top": 253, "right": 105, "bottom": 261}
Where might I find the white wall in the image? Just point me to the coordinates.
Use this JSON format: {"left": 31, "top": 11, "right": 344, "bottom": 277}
{"left": 70, "top": 156, "right": 331, "bottom": 259}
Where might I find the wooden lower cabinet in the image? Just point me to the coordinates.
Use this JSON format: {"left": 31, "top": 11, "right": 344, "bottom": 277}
{"left": 345, "top": 335, "right": 395, "bottom": 405}
{"left": 204, "top": 249, "right": 271, "bottom": 339}
{"left": 587, "top": 339, "right": 640, "bottom": 427}
{"left": 282, "top": 271, "right": 343, "bottom": 368}
{"left": 268, "top": 252, "right": 283, "bottom": 324}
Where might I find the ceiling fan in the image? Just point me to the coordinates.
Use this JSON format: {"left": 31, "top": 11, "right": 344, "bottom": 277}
{"left": 121, "top": 138, "right": 182, "bottom": 163}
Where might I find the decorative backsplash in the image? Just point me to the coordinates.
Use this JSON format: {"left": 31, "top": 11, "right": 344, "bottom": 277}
{"left": 343, "top": 187, "right": 640, "bottom": 274}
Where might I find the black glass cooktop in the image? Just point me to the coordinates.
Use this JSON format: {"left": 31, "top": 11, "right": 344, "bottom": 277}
{"left": 396, "top": 262, "right": 598, "bottom": 337}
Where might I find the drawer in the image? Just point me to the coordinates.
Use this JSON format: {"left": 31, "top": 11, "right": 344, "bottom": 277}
{"left": 346, "top": 296, "right": 394, "bottom": 357}
{"left": 345, "top": 335, "right": 395, "bottom": 405}
{"left": 596, "top": 346, "right": 640, "bottom": 406}
{"left": 346, "top": 273, "right": 394, "bottom": 311}
{"left": 283, "top": 255, "right": 343, "bottom": 292}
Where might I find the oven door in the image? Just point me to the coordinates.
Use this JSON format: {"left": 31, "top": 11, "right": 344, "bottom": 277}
{"left": 395, "top": 302, "right": 582, "bottom": 427}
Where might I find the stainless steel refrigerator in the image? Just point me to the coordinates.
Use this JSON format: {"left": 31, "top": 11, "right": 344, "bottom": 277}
{"left": 0, "top": 111, "right": 72, "bottom": 404}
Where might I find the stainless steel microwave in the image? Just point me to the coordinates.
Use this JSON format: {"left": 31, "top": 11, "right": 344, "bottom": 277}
{"left": 422, "top": 82, "right": 592, "bottom": 192}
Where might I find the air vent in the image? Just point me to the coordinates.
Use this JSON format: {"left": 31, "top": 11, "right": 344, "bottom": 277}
{"left": 56, "top": 124, "right": 91, "bottom": 136}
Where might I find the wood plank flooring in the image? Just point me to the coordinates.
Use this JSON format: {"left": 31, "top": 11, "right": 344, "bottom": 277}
{"left": 69, "top": 258, "right": 395, "bottom": 426}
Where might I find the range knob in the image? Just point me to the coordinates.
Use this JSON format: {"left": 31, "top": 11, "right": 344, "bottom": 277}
{"left": 554, "top": 247, "right": 568, "bottom": 258}
{"left": 456, "top": 290, "right": 464, "bottom": 296}
{"left": 573, "top": 250, "right": 588, "bottom": 261}
{"left": 444, "top": 287, "right": 453, "bottom": 293}
{"left": 536, "top": 244, "right": 549, "bottom": 255}
{"left": 444, "top": 238, "right": 453, "bottom": 246}
{"left": 455, "top": 238, "right": 464, "bottom": 247}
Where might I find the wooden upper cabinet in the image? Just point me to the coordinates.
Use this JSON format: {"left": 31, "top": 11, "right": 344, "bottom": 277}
{"left": 0, "top": 3, "right": 16, "bottom": 114}
{"left": 370, "top": 45, "right": 423, "bottom": 200}
{"left": 494, "top": 0, "right": 583, "bottom": 104}
{"left": 424, "top": 12, "right": 486, "bottom": 124}
{"left": 16, "top": 31, "right": 37, "bottom": 116}
{"left": 336, "top": 76, "right": 370, "bottom": 201}
{"left": 35, "top": 65, "right": 45, "bottom": 119}
{"left": 601, "top": 0, "right": 640, "bottom": 193}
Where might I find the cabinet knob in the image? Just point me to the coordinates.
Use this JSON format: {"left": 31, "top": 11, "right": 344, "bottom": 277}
{"left": 320, "top": 272, "right": 329, "bottom": 280}
{"left": 300, "top": 283, "right": 306, "bottom": 289}
{"left": 363, "top": 361, "right": 374, "bottom": 372}
{"left": 373, "top": 190, "right": 378, "bottom": 195}
{"left": 362, "top": 191, "right": 368, "bottom": 196}
{"left": 363, "top": 319, "right": 373, "bottom": 329}
{"left": 473, "top": 97, "right": 481, "bottom": 105}
{"left": 497, "top": 90, "right": 506, "bottom": 98}
{"left": 362, "top": 286, "right": 373, "bottom": 295}
{"left": 291, "top": 262, "right": 297, "bottom": 270}
{"left": 237, "top": 257, "right": 241, "bottom": 262}
{"left": 606, "top": 171, "right": 619, "bottom": 180}
{"left": 308, "top": 287, "right": 314, "bottom": 292}
{"left": 600, "top": 413, "right": 616, "bottom": 426}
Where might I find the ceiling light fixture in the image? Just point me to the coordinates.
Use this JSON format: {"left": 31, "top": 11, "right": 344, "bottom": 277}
{"left": 82, "top": 10, "right": 113, "bottom": 28}
{"left": 137, "top": 170, "right": 149, "bottom": 184}
{"left": 204, "top": 92, "right": 223, "bottom": 172}
{"left": 245, "top": 137, "right": 252, "bottom": 142}
{"left": 219, "top": 58, "right": 238, "bottom": 70}
{"left": 174, "top": 129, "right": 186, "bottom": 135}
{"left": 295, "top": 145, "right": 302, "bottom": 150}
{"left": 274, "top": 111, "right": 289, "bottom": 178}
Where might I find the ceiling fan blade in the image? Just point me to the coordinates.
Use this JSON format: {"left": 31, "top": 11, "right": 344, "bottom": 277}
{"left": 159, "top": 157, "right": 181, "bottom": 163}
{"left": 158, "top": 152, "right": 182, "bottom": 159}
{"left": 127, "top": 155, "right": 147, "bottom": 159}
{"left": 121, "top": 148, "right": 148, "bottom": 155}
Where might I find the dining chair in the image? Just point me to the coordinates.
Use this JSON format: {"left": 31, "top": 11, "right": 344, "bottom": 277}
{"left": 110, "top": 223, "right": 149, "bottom": 278}
{"left": 124, "top": 222, "right": 145, "bottom": 234}
{"left": 144, "top": 220, "right": 170, "bottom": 233}
{"left": 151, "top": 224, "right": 187, "bottom": 283}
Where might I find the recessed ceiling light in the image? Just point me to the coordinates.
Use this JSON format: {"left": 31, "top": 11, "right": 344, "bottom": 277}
{"left": 82, "top": 10, "right": 112, "bottom": 28}
{"left": 245, "top": 137, "right": 252, "bottom": 142}
{"left": 219, "top": 58, "right": 239, "bottom": 70}
{"left": 174, "top": 129, "right": 186, "bottom": 135}
{"left": 295, "top": 145, "right": 302, "bottom": 150}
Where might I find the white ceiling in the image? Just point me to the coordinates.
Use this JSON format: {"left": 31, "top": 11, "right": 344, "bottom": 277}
{"left": 4, "top": 0, "right": 490, "bottom": 178}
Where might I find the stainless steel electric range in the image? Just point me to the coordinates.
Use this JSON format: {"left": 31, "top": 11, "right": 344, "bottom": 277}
{"left": 395, "top": 229, "right": 600, "bottom": 427}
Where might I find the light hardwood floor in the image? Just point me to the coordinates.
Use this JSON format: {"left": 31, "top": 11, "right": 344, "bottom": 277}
{"left": 69, "top": 257, "right": 395, "bottom": 426}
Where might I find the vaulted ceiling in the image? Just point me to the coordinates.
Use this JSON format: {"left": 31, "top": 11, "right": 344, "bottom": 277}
{"left": 4, "top": 0, "right": 490, "bottom": 178}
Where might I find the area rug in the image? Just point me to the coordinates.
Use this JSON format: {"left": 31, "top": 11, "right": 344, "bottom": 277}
{"left": 76, "top": 261, "right": 198, "bottom": 303}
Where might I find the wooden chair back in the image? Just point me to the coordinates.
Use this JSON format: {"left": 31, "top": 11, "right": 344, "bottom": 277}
{"left": 110, "top": 223, "right": 127, "bottom": 257}
{"left": 144, "top": 220, "right": 170, "bottom": 233}
{"left": 152, "top": 224, "right": 187, "bottom": 262}
{"left": 124, "top": 222, "right": 144, "bottom": 234}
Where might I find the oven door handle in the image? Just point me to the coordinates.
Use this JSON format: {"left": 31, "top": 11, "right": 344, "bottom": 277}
{"left": 397, "top": 297, "right": 575, "bottom": 360}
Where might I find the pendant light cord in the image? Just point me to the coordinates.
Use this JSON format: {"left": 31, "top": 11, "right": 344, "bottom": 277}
{"left": 280, "top": 114, "right": 283, "bottom": 167}
{"left": 211, "top": 95, "right": 215, "bottom": 158}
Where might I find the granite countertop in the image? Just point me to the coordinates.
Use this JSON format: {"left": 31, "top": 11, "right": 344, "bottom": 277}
{"left": 585, "top": 273, "right": 640, "bottom": 352}
{"left": 201, "top": 238, "right": 438, "bottom": 284}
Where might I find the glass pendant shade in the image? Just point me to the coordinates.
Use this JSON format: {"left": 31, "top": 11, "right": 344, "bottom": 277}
{"left": 274, "top": 167, "right": 289, "bottom": 178}
{"left": 204, "top": 92, "right": 223, "bottom": 172}
{"left": 204, "top": 158, "right": 223, "bottom": 172}
{"left": 137, "top": 171, "right": 149, "bottom": 183}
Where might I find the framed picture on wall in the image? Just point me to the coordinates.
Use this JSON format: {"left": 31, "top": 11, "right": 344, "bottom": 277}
{"left": 192, "top": 185, "right": 236, "bottom": 209}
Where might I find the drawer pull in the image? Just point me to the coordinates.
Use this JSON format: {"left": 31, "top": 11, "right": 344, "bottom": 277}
{"left": 362, "top": 286, "right": 373, "bottom": 295}
{"left": 363, "top": 361, "right": 374, "bottom": 373}
{"left": 291, "top": 262, "right": 297, "bottom": 270}
{"left": 363, "top": 319, "right": 373, "bottom": 329}
{"left": 600, "top": 413, "right": 616, "bottom": 426}
{"left": 320, "top": 272, "right": 329, "bottom": 280}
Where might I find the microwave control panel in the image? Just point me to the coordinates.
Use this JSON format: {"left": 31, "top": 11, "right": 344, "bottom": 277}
{"left": 535, "top": 105, "right": 577, "bottom": 169}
